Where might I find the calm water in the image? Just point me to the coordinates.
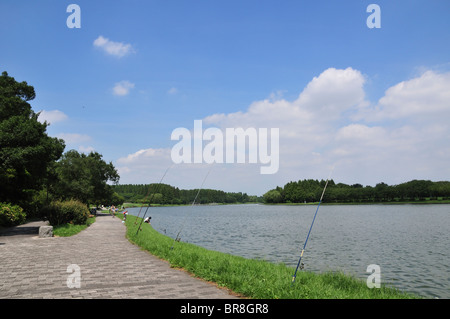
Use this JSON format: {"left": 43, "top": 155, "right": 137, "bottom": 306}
{"left": 127, "top": 204, "right": 449, "bottom": 299}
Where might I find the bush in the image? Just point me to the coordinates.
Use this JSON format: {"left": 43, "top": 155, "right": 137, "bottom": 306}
{"left": 43, "top": 199, "right": 89, "bottom": 226}
{"left": 0, "top": 202, "right": 26, "bottom": 227}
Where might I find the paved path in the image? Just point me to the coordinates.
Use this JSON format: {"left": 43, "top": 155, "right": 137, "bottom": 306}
{"left": 0, "top": 214, "right": 238, "bottom": 299}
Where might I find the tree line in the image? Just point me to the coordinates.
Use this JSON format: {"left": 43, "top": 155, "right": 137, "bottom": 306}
{"left": 263, "top": 179, "right": 450, "bottom": 204}
{"left": 0, "top": 71, "right": 121, "bottom": 226}
{"left": 113, "top": 183, "right": 262, "bottom": 205}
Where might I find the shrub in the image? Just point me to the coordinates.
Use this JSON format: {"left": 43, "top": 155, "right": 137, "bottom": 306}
{"left": 44, "top": 199, "right": 89, "bottom": 226}
{"left": 0, "top": 202, "right": 26, "bottom": 227}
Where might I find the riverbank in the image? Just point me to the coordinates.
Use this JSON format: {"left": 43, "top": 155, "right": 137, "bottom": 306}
{"left": 267, "top": 199, "right": 450, "bottom": 206}
{"left": 121, "top": 213, "right": 420, "bottom": 299}
{"left": 123, "top": 199, "right": 450, "bottom": 209}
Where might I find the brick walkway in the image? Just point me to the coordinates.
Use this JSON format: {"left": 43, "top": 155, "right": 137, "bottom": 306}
{"left": 0, "top": 214, "right": 238, "bottom": 299}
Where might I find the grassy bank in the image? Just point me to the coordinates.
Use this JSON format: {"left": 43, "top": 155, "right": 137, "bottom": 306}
{"left": 53, "top": 216, "right": 96, "bottom": 237}
{"left": 121, "top": 214, "right": 419, "bottom": 299}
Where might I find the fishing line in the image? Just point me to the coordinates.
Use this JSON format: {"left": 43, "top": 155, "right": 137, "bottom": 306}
{"left": 170, "top": 164, "right": 213, "bottom": 250}
{"left": 134, "top": 186, "right": 157, "bottom": 225}
{"left": 135, "top": 164, "right": 173, "bottom": 235}
{"left": 291, "top": 166, "right": 334, "bottom": 285}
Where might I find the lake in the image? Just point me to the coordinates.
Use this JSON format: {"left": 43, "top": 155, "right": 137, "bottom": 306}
{"left": 126, "top": 204, "right": 449, "bottom": 299}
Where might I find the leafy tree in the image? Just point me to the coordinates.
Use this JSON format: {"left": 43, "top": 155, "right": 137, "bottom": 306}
{"left": 54, "top": 150, "right": 120, "bottom": 207}
{"left": 263, "top": 189, "right": 283, "bottom": 203}
{"left": 112, "top": 184, "right": 261, "bottom": 205}
{"left": 0, "top": 71, "right": 65, "bottom": 210}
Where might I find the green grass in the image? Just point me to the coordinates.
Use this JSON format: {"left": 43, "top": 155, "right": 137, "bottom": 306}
{"left": 53, "top": 216, "right": 96, "bottom": 237}
{"left": 122, "top": 214, "right": 420, "bottom": 299}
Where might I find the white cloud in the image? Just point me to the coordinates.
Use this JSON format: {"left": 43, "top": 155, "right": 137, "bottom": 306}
{"left": 113, "top": 80, "right": 135, "bottom": 96}
{"left": 93, "top": 35, "right": 134, "bottom": 58}
{"left": 116, "top": 148, "right": 172, "bottom": 184}
{"left": 37, "top": 110, "right": 68, "bottom": 124}
{"left": 356, "top": 70, "right": 450, "bottom": 122}
{"left": 204, "top": 67, "right": 367, "bottom": 137}
{"left": 56, "top": 133, "right": 91, "bottom": 144}
{"left": 296, "top": 67, "right": 367, "bottom": 116}
{"left": 117, "top": 148, "right": 170, "bottom": 165}
{"left": 79, "top": 145, "right": 95, "bottom": 154}
{"left": 335, "top": 124, "right": 387, "bottom": 144}
{"left": 167, "top": 87, "right": 178, "bottom": 95}
{"left": 116, "top": 68, "right": 450, "bottom": 194}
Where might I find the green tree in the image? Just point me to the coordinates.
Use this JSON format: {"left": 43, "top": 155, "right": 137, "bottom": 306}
{"left": 263, "top": 189, "right": 283, "bottom": 203}
{"left": 54, "top": 150, "right": 120, "bottom": 207}
{"left": 0, "top": 71, "right": 65, "bottom": 210}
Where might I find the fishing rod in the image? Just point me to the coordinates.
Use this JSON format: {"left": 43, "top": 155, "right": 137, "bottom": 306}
{"left": 170, "top": 165, "right": 213, "bottom": 250}
{"left": 291, "top": 167, "right": 334, "bottom": 285}
{"left": 134, "top": 186, "right": 156, "bottom": 225}
{"left": 135, "top": 164, "right": 173, "bottom": 235}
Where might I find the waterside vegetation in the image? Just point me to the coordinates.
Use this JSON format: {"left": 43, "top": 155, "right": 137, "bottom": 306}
{"left": 263, "top": 179, "right": 450, "bottom": 204}
{"left": 122, "top": 213, "right": 419, "bottom": 299}
{"left": 113, "top": 183, "right": 262, "bottom": 205}
{"left": 114, "top": 179, "right": 450, "bottom": 208}
{"left": 0, "top": 71, "right": 121, "bottom": 229}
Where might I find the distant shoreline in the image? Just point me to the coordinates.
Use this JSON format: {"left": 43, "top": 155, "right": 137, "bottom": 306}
{"left": 265, "top": 199, "right": 450, "bottom": 206}
{"left": 122, "top": 199, "right": 450, "bottom": 208}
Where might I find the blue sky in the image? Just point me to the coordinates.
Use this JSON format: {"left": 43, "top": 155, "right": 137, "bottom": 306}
{"left": 1, "top": 1, "right": 450, "bottom": 195}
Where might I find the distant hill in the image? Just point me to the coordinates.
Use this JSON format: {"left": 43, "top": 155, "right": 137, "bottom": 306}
{"left": 112, "top": 183, "right": 263, "bottom": 205}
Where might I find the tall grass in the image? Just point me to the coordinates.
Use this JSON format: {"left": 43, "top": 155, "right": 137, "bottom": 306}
{"left": 123, "top": 215, "right": 419, "bottom": 299}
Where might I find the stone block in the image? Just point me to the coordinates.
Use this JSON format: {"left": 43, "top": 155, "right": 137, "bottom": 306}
{"left": 39, "top": 226, "right": 53, "bottom": 238}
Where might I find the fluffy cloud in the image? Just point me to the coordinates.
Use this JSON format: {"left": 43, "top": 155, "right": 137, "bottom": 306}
{"left": 204, "top": 67, "right": 366, "bottom": 138}
{"left": 356, "top": 70, "right": 450, "bottom": 122}
{"left": 37, "top": 110, "right": 68, "bottom": 124}
{"left": 93, "top": 36, "right": 134, "bottom": 58}
{"left": 113, "top": 80, "right": 135, "bottom": 96}
{"left": 116, "top": 148, "right": 173, "bottom": 185}
{"left": 116, "top": 68, "right": 450, "bottom": 194}
{"left": 330, "top": 70, "right": 450, "bottom": 185}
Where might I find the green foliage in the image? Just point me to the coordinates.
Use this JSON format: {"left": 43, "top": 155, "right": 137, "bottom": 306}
{"left": 1, "top": 71, "right": 121, "bottom": 219}
{"left": 0, "top": 202, "right": 26, "bottom": 227}
{"left": 113, "top": 183, "right": 262, "bottom": 205}
{"left": 43, "top": 199, "right": 90, "bottom": 226}
{"left": 264, "top": 179, "right": 450, "bottom": 204}
{"left": 0, "top": 71, "right": 65, "bottom": 209}
{"left": 53, "top": 150, "right": 120, "bottom": 206}
{"left": 263, "top": 189, "right": 283, "bottom": 203}
{"left": 53, "top": 216, "right": 96, "bottom": 237}
{"left": 110, "top": 192, "right": 125, "bottom": 207}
